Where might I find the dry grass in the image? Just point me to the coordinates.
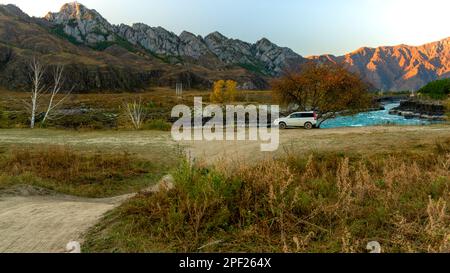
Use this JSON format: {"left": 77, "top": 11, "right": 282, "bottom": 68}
{"left": 84, "top": 138, "right": 450, "bottom": 253}
{"left": 0, "top": 88, "right": 273, "bottom": 129}
{"left": 0, "top": 146, "right": 170, "bottom": 197}
{"left": 0, "top": 88, "right": 273, "bottom": 112}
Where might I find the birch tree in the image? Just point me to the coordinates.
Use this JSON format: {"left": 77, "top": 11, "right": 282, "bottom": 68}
{"left": 41, "top": 65, "right": 72, "bottom": 125}
{"left": 28, "top": 57, "right": 46, "bottom": 129}
{"left": 26, "top": 58, "right": 71, "bottom": 128}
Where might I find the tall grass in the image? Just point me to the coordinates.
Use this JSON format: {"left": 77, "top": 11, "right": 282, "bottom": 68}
{"left": 0, "top": 146, "right": 161, "bottom": 197}
{"left": 84, "top": 139, "right": 450, "bottom": 253}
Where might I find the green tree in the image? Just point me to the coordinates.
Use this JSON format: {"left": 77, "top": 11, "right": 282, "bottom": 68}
{"left": 418, "top": 79, "right": 450, "bottom": 100}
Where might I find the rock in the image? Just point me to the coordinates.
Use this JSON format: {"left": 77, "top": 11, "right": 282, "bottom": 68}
{"left": 204, "top": 32, "right": 255, "bottom": 65}
{"left": 253, "top": 38, "right": 305, "bottom": 75}
{"left": 115, "top": 23, "right": 180, "bottom": 56}
{"left": 390, "top": 100, "right": 446, "bottom": 121}
{"left": 179, "top": 31, "right": 209, "bottom": 59}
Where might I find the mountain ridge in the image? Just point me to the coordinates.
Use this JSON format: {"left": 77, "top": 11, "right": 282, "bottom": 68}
{"left": 308, "top": 37, "right": 450, "bottom": 90}
{"left": 0, "top": 2, "right": 449, "bottom": 91}
{"left": 43, "top": 2, "right": 308, "bottom": 76}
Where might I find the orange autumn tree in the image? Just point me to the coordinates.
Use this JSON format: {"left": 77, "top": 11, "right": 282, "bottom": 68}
{"left": 210, "top": 80, "right": 238, "bottom": 103}
{"left": 272, "top": 62, "right": 371, "bottom": 127}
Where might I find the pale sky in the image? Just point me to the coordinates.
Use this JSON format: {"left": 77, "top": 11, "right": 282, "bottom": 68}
{"left": 1, "top": 0, "right": 449, "bottom": 56}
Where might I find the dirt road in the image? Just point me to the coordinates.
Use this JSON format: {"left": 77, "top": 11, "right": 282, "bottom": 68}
{"left": 184, "top": 125, "right": 450, "bottom": 162}
{"left": 0, "top": 187, "right": 131, "bottom": 253}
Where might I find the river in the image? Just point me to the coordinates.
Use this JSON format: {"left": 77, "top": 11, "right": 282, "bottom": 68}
{"left": 320, "top": 103, "right": 438, "bottom": 129}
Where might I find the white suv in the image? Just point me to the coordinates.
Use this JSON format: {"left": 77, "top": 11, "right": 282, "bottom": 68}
{"left": 274, "top": 112, "right": 318, "bottom": 129}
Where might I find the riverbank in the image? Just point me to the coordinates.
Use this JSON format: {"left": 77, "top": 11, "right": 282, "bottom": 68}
{"left": 389, "top": 100, "right": 447, "bottom": 121}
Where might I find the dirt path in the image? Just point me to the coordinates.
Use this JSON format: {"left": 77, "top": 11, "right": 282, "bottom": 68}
{"left": 184, "top": 125, "right": 450, "bottom": 162}
{"left": 0, "top": 187, "right": 132, "bottom": 253}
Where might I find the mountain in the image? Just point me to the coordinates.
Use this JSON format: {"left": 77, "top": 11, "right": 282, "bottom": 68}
{"left": 0, "top": 3, "right": 268, "bottom": 91}
{"left": 309, "top": 38, "right": 450, "bottom": 91}
{"left": 44, "top": 2, "right": 306, "bottom": 76}
{"left": 0, "top": 2, "right": 449, "bottom": 92}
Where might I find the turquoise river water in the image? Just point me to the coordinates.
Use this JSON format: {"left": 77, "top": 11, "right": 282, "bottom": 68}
{"left": 321, "top": 103, "right": 439, "bottom": 129}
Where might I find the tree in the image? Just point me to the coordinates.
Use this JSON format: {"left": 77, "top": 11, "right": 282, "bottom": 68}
{"left": 418, "top": 79, "right": 450, "bottom": 100}
{"left": 124, "top": 98, "right": 145, "bottom": 130}
{"left": 25, "top": 58, "right": 71, "bottom": 128}
{"left": 225, "top": 80, "right": 237, "bottom": 102}
{"left": 210, "top": 80, "right": 238, "bottom": 103}
{"left": 272, "top": 62, "right": 371, "bottom": 127}
{"left": 28, "top": 57, "right": 46, "bottom": 129}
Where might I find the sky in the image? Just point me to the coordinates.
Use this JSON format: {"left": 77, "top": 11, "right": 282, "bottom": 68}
{"left": 1, "top": 0, "right": 449, "bottom": 56}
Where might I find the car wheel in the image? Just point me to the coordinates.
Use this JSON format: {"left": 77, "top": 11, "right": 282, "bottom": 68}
{"left": 304, "top": 122, "right": 313, "bottom": 130}
{"left": 279, "top": 122, "right": 287, "bottom": 129}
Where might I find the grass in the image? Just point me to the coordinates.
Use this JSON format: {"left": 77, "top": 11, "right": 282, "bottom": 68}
{"left": 0, "top": 145, "right": 180, "bottom": 198}
{"left": 0, "top": 88, "right": 274, "bottom": 129}
{"left": 143, "top": 119, "right": 172, "bottom": 131}
{"left": 83, "top": 138, "right": 450, "bottom": 253}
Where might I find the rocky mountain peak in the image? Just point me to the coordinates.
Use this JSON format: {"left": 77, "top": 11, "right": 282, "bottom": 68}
{"left": 46, "top": 2, "right": 100, "bottom": 22}
{"left": 255, "top": 37, "right": 273, "bottom": 47}
{"left": 206, "top": 31, "right": 228, "bottom": 41}
{"left": 45, "top": 2, "right": 115, "bottom": 45}
{"left": 179, "top": 31, "right": 210, "bottom": 59}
